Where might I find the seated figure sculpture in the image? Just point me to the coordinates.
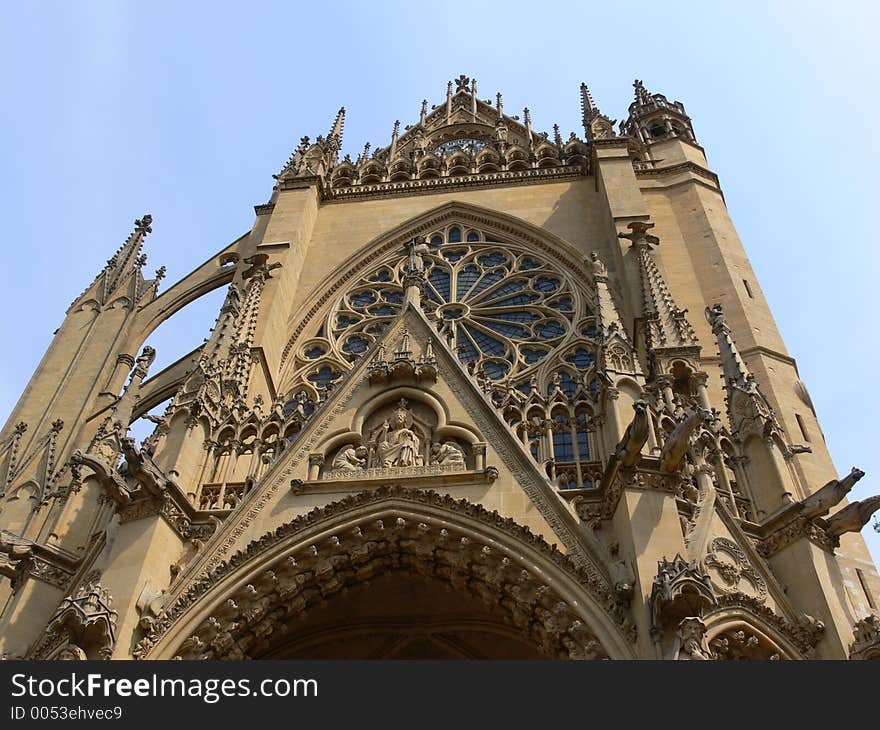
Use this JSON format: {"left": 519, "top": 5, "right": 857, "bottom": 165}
{"left": 369, "top": 400, "right": 424, "bottom": 467}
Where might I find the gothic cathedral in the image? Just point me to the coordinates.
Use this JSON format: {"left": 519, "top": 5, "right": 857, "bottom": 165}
{"left": 1, "top": 77, "right": 878, "bottom": 660}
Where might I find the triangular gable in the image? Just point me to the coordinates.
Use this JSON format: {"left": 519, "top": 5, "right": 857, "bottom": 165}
{"left": 169, "top": 303, "right": 613, "bottom": 603}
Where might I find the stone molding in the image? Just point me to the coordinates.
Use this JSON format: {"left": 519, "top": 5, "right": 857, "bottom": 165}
{"left": 133, "top": 486, "right": 637, "bottom": 660}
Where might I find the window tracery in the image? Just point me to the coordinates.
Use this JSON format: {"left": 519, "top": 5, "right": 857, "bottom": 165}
{"left": 281, "top": 225, "right": 604, "bottom": 488}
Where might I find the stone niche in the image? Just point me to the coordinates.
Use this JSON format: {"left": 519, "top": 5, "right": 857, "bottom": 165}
{"left": 321, "top": 397, "right": 474, "bottom": 480}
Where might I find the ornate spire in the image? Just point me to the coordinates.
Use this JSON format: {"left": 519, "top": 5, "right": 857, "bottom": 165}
{"left": 623, "top": 79, "right": 696, "bottom": 143}
{"left": 523, "top": 107, "right": 533, "bottom": 147}
{"left": 705, "top": 303, "right": 781, "bottom": 439}
{"left": 104, "top": 214, "right": 152, "bottom": 297}
{"left": 90, "top": 345, "right": 156, "bottom": 462}
{"left": 579, "top": 82, "right": 617, "bottom": 142}
{"left": 589, "top": 251, "right": 642, "bottom": 376}
{"left": 328, "top": 106, "right": 345, "bottom": 153}
{"left": 619, "top": 222, "right": 700, "bottom": 368}
{"left": 420, "top": 99, "right": 427, "bottom": 127}
{"left": 580, "top": 82, "right": 599, "bottom": 127}
{"left": 389, "top": 119, "right": 400, "bottom": 159}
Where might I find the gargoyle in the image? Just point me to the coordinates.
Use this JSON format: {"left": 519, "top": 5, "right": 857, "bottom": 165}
{"left": 118, "top": 437, "right": 168, "bottom": 496}
{"left": 799, "top": 467, "right": 864, "bottom": 520}
{"left": 659, "top": 408, "right": 712, "bottom": 474}
{"left": 601, "top": 400, "right": 650, "bottom": 490}
{"left": 615, "top": 400, "right": 650, "bottom": 469}
{"left": 823, "top": 495, "right": 880, "bottom": 540}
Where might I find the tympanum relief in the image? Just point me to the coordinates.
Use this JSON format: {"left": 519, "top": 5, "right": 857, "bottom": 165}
{"left": 322, "top": 398, "right": 471, "bottom": 480}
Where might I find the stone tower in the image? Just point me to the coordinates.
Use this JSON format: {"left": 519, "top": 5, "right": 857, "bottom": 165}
{"left": 1, "top": 77, "right": 878, "bottom": 661}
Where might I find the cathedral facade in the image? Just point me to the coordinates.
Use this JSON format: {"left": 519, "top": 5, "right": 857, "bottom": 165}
{"left": 1, "top": 77, "right": 878, "bottom": 660}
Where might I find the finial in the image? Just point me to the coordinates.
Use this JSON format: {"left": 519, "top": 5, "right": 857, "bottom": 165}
{"left": 330, "top": 106, "right": 345, "bottom": 137}
{"left": 390, "top": 120, "right": 400, "bottom": 158}
{"left": 618, "top": 221, "right": 659, "bottom": 248}
{"left": 471, "top": 78, "right": 477, "bottom": 118}
{"left": 446, "top": 81, "right": 453, "bottom": 122}
{"left": 523, "top": 108, "right": 533, "bottom": 144}
{"left": 496, "top": 92, "right": 503, "bottom": 119}
{"left": 420, "top": 99, "right": 427, "bottom": 127}
{"left": 135, "top": 214, "right": 153, "bottom": 235}
{"left": 634, "top": 79, "right": 651, "bottom": 106}
{"left": 135, "top": 253, "right": 148, "bottom": 268}
{"left": 554, "top": 124, "right": 563, "bottom": 148}
{"left": 580, "top": 82, "right": 598, "bottom": 117}
{"left": 454, "top": 74, "right": 470, "bottom": 93}
{"left": 154, "top": 265, "right": 166, "bottom": 281}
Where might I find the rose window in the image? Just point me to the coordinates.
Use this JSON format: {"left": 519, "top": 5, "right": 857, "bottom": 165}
{"left": 303, "top": 226, "right": 596, "bottom": 388}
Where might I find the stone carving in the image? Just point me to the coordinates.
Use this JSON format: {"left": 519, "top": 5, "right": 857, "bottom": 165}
{"left": 331, "top": 445, "right": 367, "bottom": 472}
{"left": 823, "top": 495, "right": 880, "bottom": 543}
{"left": 799, "top": 466, "right": 864, "bottom": 519}
{"left": 675, "top": 617, "right": 713, "bottom": 660}
{"left": 849, "top": 614, "right": 880, "bottom": 660}
{"left": 133, "top": 486, "right": 634, "bottom": 659}
{"left": 614, "top": 400, "right": 650, "bottom": 469}
{"left": 30, "top": 579, "right": 118, "bottom": 660}
{"left": 402, "top": 235, "right": 439, "bottom": 275}
{"left": 431, "top": 441, "right": 466, "bottom": 465}
{"left": 703, "top": 537, "right": 767, "bottom": 602}
{"left": 650, "top": 555, "right": 716, "bottom": 631}
{"left": 368, "top": 400, "right": 425, "bottom": 468}
{"left": 659, "top": 407, "right": 712, "bottom": 474}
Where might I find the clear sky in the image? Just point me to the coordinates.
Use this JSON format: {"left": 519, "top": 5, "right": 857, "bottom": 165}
{"left": 1, "top": 1, "right": 878, "bottom": 563}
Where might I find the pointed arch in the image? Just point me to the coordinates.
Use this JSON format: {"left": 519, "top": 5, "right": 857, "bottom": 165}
{"left": 278, "top": 201, "right": 598, "bottom": 386}
{"left": 136, "top": 487, "right": 636, "bottom": 660}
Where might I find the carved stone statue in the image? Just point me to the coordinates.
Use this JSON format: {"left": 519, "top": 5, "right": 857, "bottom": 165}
{"left": 332, "top": 445, "right": 367, "bottom": 471}
{"left": 676, "top": 617, "right": 713, "bottom": 660}
{"left": 370, "top": 401, "right": 424, "bottom": 467}
{"left": 431, "top": 441, "right": 466, "bottom": 465}
{"left": 402, "top": 235, "right": 438, "bottom": 275}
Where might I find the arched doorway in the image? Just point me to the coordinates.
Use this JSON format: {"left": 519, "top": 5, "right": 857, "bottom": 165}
{"left": 138, "top": 488, "right": 634, "bottom": 660}
{"left": 261, "top": 572, "right": 546, "bottom": 659}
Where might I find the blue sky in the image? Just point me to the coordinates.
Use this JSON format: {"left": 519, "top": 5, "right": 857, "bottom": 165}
{"left": 1, "top": 1, "right": 878, "bottom": 563}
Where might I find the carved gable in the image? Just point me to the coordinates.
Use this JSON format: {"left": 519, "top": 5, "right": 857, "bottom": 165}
{"left": 167, "top": 303, "right": 604, "bottom": 603}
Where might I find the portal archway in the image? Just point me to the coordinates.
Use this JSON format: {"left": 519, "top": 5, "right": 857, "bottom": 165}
{"left": 138, "top": 488, "right": 635, "bottom": 660}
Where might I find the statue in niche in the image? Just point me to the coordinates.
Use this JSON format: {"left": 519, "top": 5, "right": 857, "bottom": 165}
{"left": 369, "top": 399, "right": 424, "bottom": 467}
{"left": 431, "top": 441, "right": 466, "bottom": 465}
{"left": 331, "top": 444, "right": 368, "bottom": 471}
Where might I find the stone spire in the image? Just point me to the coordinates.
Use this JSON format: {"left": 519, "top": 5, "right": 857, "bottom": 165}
{"left": 523, "top": 107, "right": 533, "bottom": 147}
{"left": 633, "top": 79, "right": 652, "bottom": 106}
{"left": 580, "top": 82, "right": 599, "bottom": 130}
{"left": 90, "top": 345, "right": 156, "bottom": 461}
{"left": 579, "top": 82, "right": 617, "bottom": 142}
{"left": 389, "top": 119, "right": 400, "bottom": 159}
{"left": 589, "top": 251, "right": 642, "bottom": 376}
{"left": 71, "top": 215, "right": 157, "bottom": 312}
{"left": 619, "top": 222, "right": 700, "bottom": 370}
{"left": 705, "top": 303, "right": 781, "bottom": 439}
{"left": 327, "top": 106, "right": 345, "bottom": 157}
{"left": 220, "top": 255, "right": 280, "bottom": 392}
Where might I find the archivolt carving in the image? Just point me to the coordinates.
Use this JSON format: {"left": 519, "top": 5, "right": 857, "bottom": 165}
{"left": 134, "top": 487, "right": 636, "bottom": 659}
